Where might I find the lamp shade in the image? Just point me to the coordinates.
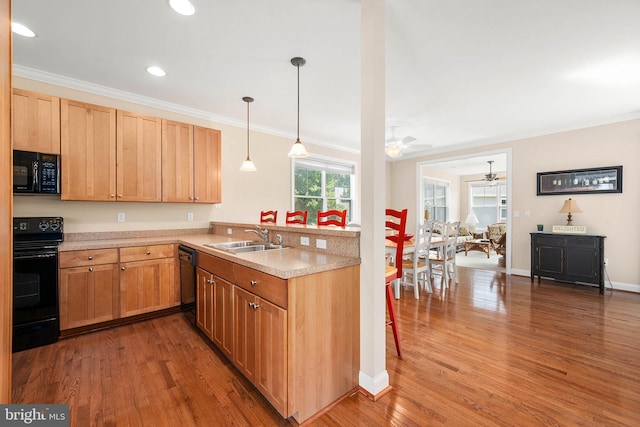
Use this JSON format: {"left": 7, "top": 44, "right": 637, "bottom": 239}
{"left": 559, "top": 198, "right": 582, "bottom": 213}
{"left": 465, "top": 213, "right": 479, "bottom": 225}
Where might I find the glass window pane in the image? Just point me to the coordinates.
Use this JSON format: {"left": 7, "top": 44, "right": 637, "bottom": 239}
{"left": 295, "top": 168, "right": 322, "bottom": 197}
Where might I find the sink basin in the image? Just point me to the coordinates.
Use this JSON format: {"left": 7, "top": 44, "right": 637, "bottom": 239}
{"left": 204, "top": 241, "right": 286, "bottom": 254}
{"left": 204, "top": 241, "right": 256, "bottom": 250}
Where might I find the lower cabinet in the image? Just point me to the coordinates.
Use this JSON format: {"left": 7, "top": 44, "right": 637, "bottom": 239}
{"left": 59, "top": 244, "right": 178, "bottom": 331}
{"left": 59, "top": 249, "right": 119, "bottom": 330}
{"left": 196, "top": 267, "right": 214, "bottom": 339}
{"left": 195, "top": 250, "right": 359, "bottom": 423}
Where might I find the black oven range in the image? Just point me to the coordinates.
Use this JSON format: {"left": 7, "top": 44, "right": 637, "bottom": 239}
{"left": 13, "top": 217, "right": 64, "bottom": 352}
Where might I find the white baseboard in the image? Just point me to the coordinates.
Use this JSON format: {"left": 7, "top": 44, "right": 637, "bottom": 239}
{"left": 509, "top": 269, "right": 640, "bottom": 294}
{"left": 358, "top": 370, "right": 389, "bottom": 396}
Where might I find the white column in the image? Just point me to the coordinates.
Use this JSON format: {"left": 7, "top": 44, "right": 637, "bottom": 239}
{"left": 359, "top": 0, "right": 389, "bottom": 395}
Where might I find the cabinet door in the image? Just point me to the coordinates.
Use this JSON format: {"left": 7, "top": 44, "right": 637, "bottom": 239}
{"left": 233, "top": 286, "right": 257, "bottom": 383}
{"left": 61, "top": 99, "right": 116, "bottom": 201}
{"left": 196, "top": 267, "right": 214, "bottom": 339}
{"left": 537, "top": 245, "right": 564, "bottom": 275}
{"left": 116, "top": 110, "right": 162, "bottom": 202}
{"left": 255, "top": 297, "right": 287, "bottom": 416}
{"left": 12, "top": 89, "right": 60, "bottom": 154}
{"left": 162, "top": 120, "right": 194, "bottom": 202}
{"left": 193, "top": 126, "right": 221, "bottom": 203}
{"left": 59, "top": 263, "right": 119, "bottom": 330}
{"left": 213, "top": 276, "right": 233, "bottom": 359}
{"left": 119, "top": 257, "right": 174, "bottom": 317}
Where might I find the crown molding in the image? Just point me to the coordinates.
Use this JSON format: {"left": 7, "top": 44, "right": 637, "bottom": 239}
{"left": 12, "top": 65, "right": 358, "bottom": 155}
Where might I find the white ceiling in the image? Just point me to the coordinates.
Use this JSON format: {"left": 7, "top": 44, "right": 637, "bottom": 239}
{"left": 11, "top": 0, "right": 640, "bottom": 166}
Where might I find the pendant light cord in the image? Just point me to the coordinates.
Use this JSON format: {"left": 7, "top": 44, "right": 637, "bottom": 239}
{"left": 296, "top": 63, "right": 300, "bottom": 141}
{"left": 247, "top": 100, "right": 250, "bottom": 155}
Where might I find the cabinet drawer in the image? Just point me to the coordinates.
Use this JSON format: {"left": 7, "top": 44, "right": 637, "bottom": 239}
{"left": 119, "top": 244, "right": 175, "bottom": 262}
{"left": 233, "top": 264, "right": 287, "bottom": 309}
{"left": 197, "top": 251, "right": 235, "bottom": 283}
{"left": 59, "top": 249, "right": 119, "bottom": 268}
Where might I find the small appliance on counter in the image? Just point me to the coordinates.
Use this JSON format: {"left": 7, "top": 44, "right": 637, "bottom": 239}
{"left": 13, "top": 217, "right": 64, "bottom": 352}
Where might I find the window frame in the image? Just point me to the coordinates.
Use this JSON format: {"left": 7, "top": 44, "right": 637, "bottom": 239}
{"left": 291, "top": 154, "right": 357, "bottom": 225}
{"left": 468, "top": 181, "right": 507, "bottom": 229}
{"left": 420, "top": 177, "right": 450, "bottom": 223}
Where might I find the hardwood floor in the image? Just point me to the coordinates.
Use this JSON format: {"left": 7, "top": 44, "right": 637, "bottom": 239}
{"left": 13, "top": 267, "right": 640, "bottom": 426}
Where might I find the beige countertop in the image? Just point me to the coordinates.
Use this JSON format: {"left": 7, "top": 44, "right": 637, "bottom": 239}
{"left": 59, "top": 233, "right": 360, "bottom": 279}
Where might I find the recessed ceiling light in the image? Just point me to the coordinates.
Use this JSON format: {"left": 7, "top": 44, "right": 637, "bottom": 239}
{"left": 146, "top": 66, "right": 166, "bottom": 77}
{"left": 12, "top": 22, "right": 36, "bottom": 38}
{"left": 169, "top": 0, "right": 195, "bottom": 16}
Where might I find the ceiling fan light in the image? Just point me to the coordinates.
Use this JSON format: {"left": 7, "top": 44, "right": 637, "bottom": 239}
{"left": 385, "top": 144, "right": 402, "bottom": 158}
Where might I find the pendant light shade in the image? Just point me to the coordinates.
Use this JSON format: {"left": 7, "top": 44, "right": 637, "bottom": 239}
{"left": 288, "top": 57, "right": 309, "bottom": 158}
{"left": 239, "top": 96, "right": 257, "bottom": 172}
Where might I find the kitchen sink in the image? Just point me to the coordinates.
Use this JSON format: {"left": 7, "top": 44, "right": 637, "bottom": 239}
{"left": 204, "top": 241, "right": 286, "bottom": 254}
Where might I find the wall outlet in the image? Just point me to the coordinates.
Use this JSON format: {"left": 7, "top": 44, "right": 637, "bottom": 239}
{"left": 316, "top": 239, "right": 327, "bottom": 249}
{"left": 187, "top": 212, "right": 194, "bottom": 222}
{"left": 604, "top": 258, "right": 609, "bottom": 266}
{"left": 117, "top": 212, "right": 125, "bottom": 222}
{"left": 214, "top": 203, "right": 221, "bottom": 209}
{"left": 513, "top": 210, "right": 520, "bottom": 218}
{"left": 300, "top": 236, "right": 310, "bottom": 246}
{"left": 227, "top": 228, "right": 233, "bottom": 235}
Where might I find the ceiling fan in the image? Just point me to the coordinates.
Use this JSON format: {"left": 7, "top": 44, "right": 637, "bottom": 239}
{"left": 467, "top": 160, "right": 506, "bottom": 183}
{"left": 385, "top": 126, "right": 429, "bottom": 158}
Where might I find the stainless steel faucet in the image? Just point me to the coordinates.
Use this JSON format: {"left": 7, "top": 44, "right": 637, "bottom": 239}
{"left": 244, "top": 224, "right": 269, "bottom": 245}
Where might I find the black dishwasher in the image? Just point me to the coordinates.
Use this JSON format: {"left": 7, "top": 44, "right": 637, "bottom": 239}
{"left": 178, "top": 245, "right": 196, "bottom": 316}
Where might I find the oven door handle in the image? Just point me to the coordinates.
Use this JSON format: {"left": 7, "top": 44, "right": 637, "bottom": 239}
{"left": 14, "top": 252, "right": 57, "bottom": 260}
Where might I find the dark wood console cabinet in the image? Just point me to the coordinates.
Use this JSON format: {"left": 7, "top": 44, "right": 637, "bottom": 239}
{"left": 530, "top": 232, "right": 606, "bottom": 294}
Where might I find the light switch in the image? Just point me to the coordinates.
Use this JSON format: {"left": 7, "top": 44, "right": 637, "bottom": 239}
{"left": 524, "top": 210, "right": 531, "bottom": 218}
{"left": 316, "top": 239, "right": 327, "bottom": 249}
{"left": 513, "top": 211, "right": 519, "bottom": 218}
{"left": 301, "top": 236, "right": 310, "bottom": 246}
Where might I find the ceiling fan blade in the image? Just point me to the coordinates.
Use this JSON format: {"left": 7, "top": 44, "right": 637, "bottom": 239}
{"left": 402, "top": 136, "right": 417, "bottom": 144}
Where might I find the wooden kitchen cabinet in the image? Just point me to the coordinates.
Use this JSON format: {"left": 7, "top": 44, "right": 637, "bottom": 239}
{"left": 196, "top": 267, "right": 215, "bottom": 339}
{"left": 233, "top": 286, "right": 287, "bottom": 415}
{"left": 12, "top": 88, "right": 60, "bottom": 154}
{"left": 162, "top": 120, "right": 194, "bottom": 203}
{"left": 116, "top": 110, "right": 162, "bottom": 202}
{"left": 60, "top": 99, "right": 117, "bottom": 201}
{"left": 213, "top": 275, "right": 234, "bottom": 359}
{"left": 119, "top": 244, "right": 176, "bottom": 317}
{"left": 59, "top": 249, "right": 119, "bottom": 330}
{"left": 193, "top": 126, "right": 221, "bottom": 203}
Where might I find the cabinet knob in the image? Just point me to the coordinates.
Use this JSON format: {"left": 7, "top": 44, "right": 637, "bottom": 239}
{"left": 88, "top": 256, "right": 93, "bottom": 260}
{"left": 110, "top": 194, "right": 115, "bottom": 198}
{"left": 88, "top": 267, "right": 93, "bottom": 272}
{"left": 121, "top": 267, "right": 126, "bottom": 271}
{"left": 117, "top": 194, "right": 123, "bottom": 198}
{"left": 146, "top": 251, "right": 151, "bottom": 255}
{"left": 194, "top": 197, "right": 199, "bottom": 201}
{"left": 250, "top": 280, "right": 257, "bottom": 287}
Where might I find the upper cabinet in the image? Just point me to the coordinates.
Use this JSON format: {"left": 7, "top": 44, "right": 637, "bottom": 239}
{"left": 61, "top": 99, "right": 117, "bottom": 201}
{"left": 116, "top": 110, "right": 162, "bottom": 202}
{"left": 12, "top": 89, "right": 61, "bottom": 154}
{"left": 162, "top": 121, "right": 221, "bottom": 204}
{"left": 193, "top": 126, "right": 221, "bottom": 204}
{"left": 162, "top": 120, "right": 194, "bottom": 203}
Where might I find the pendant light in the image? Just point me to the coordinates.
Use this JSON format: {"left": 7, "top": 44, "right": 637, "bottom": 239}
{"left": 239, "top": 96, "right": 257, "bottom": 171}
{"left": 288, "top": 57, "right": 310, "bottom": 158}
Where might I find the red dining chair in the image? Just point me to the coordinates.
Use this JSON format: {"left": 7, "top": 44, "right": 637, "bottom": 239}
{"left": 317, "top": 209, "right": 347, "bottom": 226}
{"left": 385, "top": 208, "right": 407, "bottom": 359}
{"left": 260, "top": 210, "right": 277, "bottom": 224}
{"left": 285, "top": 210, "right": 308, "bottom": 225}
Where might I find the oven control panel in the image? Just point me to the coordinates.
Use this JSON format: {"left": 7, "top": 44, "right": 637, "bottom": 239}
{"left": 13, "top": 217, "right": 64, "bottom": 235}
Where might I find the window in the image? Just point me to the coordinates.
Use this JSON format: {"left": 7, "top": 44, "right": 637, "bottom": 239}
{"left": 421, "top": 178, "right": 449, "bottom": 222}
{"left": 292, "top": 157, "right": 356, "bottom": 225}
{"left": 469, "top": 182, "right": 507, "bottom": 228}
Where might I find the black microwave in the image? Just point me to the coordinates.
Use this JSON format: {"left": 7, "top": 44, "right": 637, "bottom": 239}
{"left": 13, "top": 150, "right": 60, "bottom": 194}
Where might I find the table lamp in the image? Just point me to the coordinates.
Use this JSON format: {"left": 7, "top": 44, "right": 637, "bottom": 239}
{"left": 559, "top": 198, "right": 582, "bottom": 225}
{"left": 465, "top": 212, "right": 479, "bottom": 233}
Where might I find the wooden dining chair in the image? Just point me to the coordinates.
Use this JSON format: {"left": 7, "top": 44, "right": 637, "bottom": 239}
{"left": 401, "top": 220, "right": 435, "bottom": 298}
{"left": 385, "top": 208, "right": 407, "bottom": 358}
{"left": 285, "top": 210, "right": 308, "bottom": 225}
{"left": 317, "top": 209, "right": 347, "bottom": 227}
{"left": 429, "top": 221, "right": 460, "bottom": 287}
{"left": 260, "top": 210, "right": 278, "bottom": 223}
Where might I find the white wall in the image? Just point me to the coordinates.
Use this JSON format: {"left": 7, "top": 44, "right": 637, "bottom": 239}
{"left": 388, "top": 119, "right": 640, "bottom": 290}
{"left": 13, "top": 77, "right": 359, "bottom": 233}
